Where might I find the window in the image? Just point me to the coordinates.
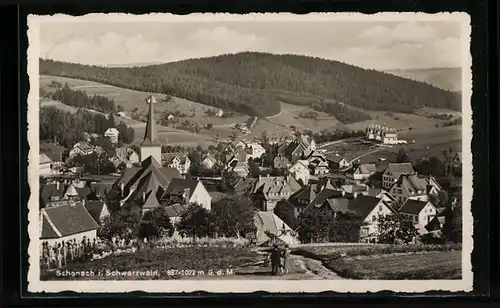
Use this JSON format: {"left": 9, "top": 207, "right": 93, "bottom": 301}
{"left": 372, "top": 215, "right": 377, "bottom": 222}
{"left": 414, "top": 216, "right": 418, "bottom": 223}
{"left": 379, "top": 205, "right": 383, "bottom": 212}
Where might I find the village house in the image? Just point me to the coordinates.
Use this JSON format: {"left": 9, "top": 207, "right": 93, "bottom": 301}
{"left": 201, "top": 153, "right": 218, "bottom": 170}
{"left": 389, "top": 173, "right": 443, "bottom": 204}
{"left": 273, "top": 154, "right": 291, "bottom": 170}
{"left": 167, "top": 114, "right": 175, "bottom": 121}
{"left": 381, "top": 163, "right": 415, "bottom": 190}
{"left": 398, "top": 199, "right": 438, "bottom": 235}
{"left": 350, "top": 163, "right": 377, "bottom": 182}
{"left": 158, "top": 178, "right": 212, "bottom": 212}
{"left": 252, "top": 174, "right": 302, "bottom": 212}
{"left": 301, "top": 188, "right": 349, "bottom": 216}
{"left": 296, "top": 134, "right": 316, "bottom": 155}
{"left": 225, "top": 148, "right": 248, "bottom": 171}
{"left": 116, "top": 111, "right": 131, "bottom": 119}
{"left": 69, "top": 142, "right": 97, "bottom": 158}
{"left": 347, "top": 195, "right": 396, "bottom": 242}
{"left": 246, "top": 142, "right": 266, "bottom": 160}
{"left": 453, "top": 152, "right": 462, "bottom": 169}
{"left": 162, "top": 153, "right": 191, "bottom": 175}
{"left": 326, "top": 153, "right": 350, "bottom": 170}
{"left": 216, "top": 109, "right": 224, "bottom": 117}
{"left": 288, "top": 181, "right": 335, "bottom": 216}
{"left": 112, "top": 147, "right": 140, "bottom": 168}
{"left": 40, "top": 201, "right": 100, "bottom": 246}
{"left": 40, "top": 142, "right": 66, "bottom": 165}
{"left": 40, "top": 180, "right": 95, "bottom": 208}
{"left": 40, "top": 153, "right": 54, "bottom": 177}
{"left": 365, "top": 124, "right": 398, "bottom": 144}
{"left": 104, "top": 127, "right": 120, "bottom": 144}
{"left": 282, "top": 140, "right": 307, "bottom": 163}
{"left": 231, "top": 161, "right": 250, "bottom": 178}
{"left": 248, "top": 211, "right": 298, "bottom": 247}
{"left": 287, "top": 160, "right": 311, "bottom": 185}
{"left": 84, "top": 200, "right": 111, "bottom": 224}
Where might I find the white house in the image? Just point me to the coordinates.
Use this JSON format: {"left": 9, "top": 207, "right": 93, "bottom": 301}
{"left": 105, "top": 128, "right": 120, "bottom": 144}
{"left": 247, "top": 143, "right": 266, "bottom": 159}
{"left": 40, "top": 153, "right": 54, "bottom": 177}
{"left": 69, "top": 142, "right": 96, "bottom": 158}
{"left": 326, "top": 154, "right": 350, "bottom": 170}
{"left": 216, "top": 109, "right": 224, "bottom": 117}
{"left": 347, "top": 195, "right": 396, "bottom": 242}
{"left": 167, "top": 114, "right": 175, "bottom": 120}
{"left": 202, "top": 154, "right": 218, "bottom": 170}
{"left": 350, "top": 163, "right": 377, "bottom": 181}
{"left": 162, "top": 153, "right": 191, "bottom": 175}
{"left": 288, "top": 160, "right": 311, "bottom": 185}
{"left": 381, "top": 163, "right": 415, "bottom": 190}
{"left": 398, "top": 199, "right": 437, "bottom": 234}
{"left": 40, "top": 202, "right": 100, "bottom": 246}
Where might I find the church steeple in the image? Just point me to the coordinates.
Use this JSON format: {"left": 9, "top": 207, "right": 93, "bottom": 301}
{"left": 141, "top": 95, "right": 161, "bottom": 146}
{"left": 140, "top": 95, "right": 162, "bottom": 164}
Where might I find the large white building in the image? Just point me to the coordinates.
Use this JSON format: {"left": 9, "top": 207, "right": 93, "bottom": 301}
{"left": 365, "top": 124, "right": 398, "bottom": 144}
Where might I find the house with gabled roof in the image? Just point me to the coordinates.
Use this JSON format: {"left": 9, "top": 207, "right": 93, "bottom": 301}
{"left": 69, "top": 142, "right": 96, "bottom": 158}
{"left": 158, "top": 178, "right": 212, "bottom": 211}
{"left": 40, "top": 153, "right": 54, "bottom": 177}
{"left": 104, "top": 127, "right": 120, "bottom": 144}
{"left": 162, "top": 153, "right": 191, "bottom": 175}
{"left": 350, "top": 163, "right": 377, "bottom": 181}
{"left": 252, "top": 174, "right": 301, "bottom": 212}
{"left": 382, "top": 163, "right": 415, "bottom": 190}
{"left": 201, "top": 153, "right": 218, "bottom": 170}
{"left": 40, "top": 202, "right": 100, "bottom": 245}
{"left": 347, "top": 195, "right": 396, "bottom": 242}
{"left": 283, "top": 141, "right": 307, "bottom": 163}
{"left": 302, "top": 188, "right": 349, "bottom": 216}
{"left": 288, "top": 160, "right": 311, "bottom": 185}
{"left": 288, "top": 181, "right": 335, "bottom": 216}
{"left": 85, "top": 200, "right": 110, "bottom": 224}
{"left": 325, "top": 153, "right": 350, "bottom": 170}
{"left": 398, "top": 199, "right": 437, "bottom": 234}
{"left": 273, "top": 154, "right": 291, "bottom": 170}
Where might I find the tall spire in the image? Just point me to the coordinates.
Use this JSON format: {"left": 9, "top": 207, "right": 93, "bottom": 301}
{"left": 141, "top": 95, "right": 161, "bottom": 146}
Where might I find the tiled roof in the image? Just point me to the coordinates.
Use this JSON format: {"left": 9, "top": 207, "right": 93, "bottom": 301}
{"left": 254, "top": 211, "right": 293, "bottom": 245}
{"left": 395, "top": 174, "right": 430, "bottom": 195}
{"left": 162, "top": 153, "right": 189, "bottom": 164}
{"left": 40, "top": 153, "right": 53, "bottom": 164}
{"left": 85, "top": 200, "right": 107, "bottom": 222}
{"left": 253, "top": 175, "right": 301, "bottom": 196}
{"left": 304, "top": 189, "right": 347, "bottom": 212}
{"left": 347, "top": 195, "right": 387, "bottom": 220}
{"left": 164, "top": 204, "right": 187, "bottom": 218}
{"left": 326, "top": 154, "right": 346, "bottom": 164}
{"left": 356, "top": 164, "right": 377, "bottom": 174}
{"left": 142, "top": 192, "right": 162, "bottom": 210}
{"left": 41, "top": 215, "right": 59, "bottom": 239}
{"left": 386, "top": 163, "right": 415, "bottom": 176}
{"left": 41, "top": 203, "right": 99, "bottom": 238}
{"left": 163, "top": 178, "right": 199, "bottom": 199}
{"left": 40, "top": 142, "right": 65, "bottom": 162}
{"left": 399, "top": 199, "right": 431, "bottom": 215}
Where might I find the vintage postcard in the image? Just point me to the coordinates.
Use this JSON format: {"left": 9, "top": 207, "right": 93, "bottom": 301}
{"left": 27, "top": 12, "right": 473, "bottom": 293}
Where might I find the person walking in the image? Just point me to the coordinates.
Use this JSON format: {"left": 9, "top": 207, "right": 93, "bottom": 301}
{"left": 281, "top": 244, "right": 291, "bottom": 275}
{"left": 270, "top": 244, "right": 282, "bottom": 276}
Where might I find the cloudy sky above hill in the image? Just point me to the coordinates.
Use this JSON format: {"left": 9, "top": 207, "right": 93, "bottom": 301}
{"left": 39, "top": 17, "right": 463, "bottom": 70}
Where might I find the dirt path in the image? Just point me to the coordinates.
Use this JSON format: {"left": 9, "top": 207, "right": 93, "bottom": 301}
{"left": 187, "top": 254, "right": 345, "bottom": 280}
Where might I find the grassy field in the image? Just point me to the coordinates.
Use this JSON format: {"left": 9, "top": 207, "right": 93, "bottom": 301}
{"left": 40, "top": 74, "right": 462, "bottom": 147}
{"left": 293, "top": 244, "right": 462, "bottom": 280}
{"left": 41, "top": 246, "right": 263, "bottom": 280}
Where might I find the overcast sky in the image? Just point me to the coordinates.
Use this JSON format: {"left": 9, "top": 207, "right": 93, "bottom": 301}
{"left": 39, "top": 19, "right": 463, "bottom": 70}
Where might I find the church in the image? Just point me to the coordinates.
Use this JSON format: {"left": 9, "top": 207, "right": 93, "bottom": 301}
{"left": 107, "top": 95, "right": 212, "bottom": 215}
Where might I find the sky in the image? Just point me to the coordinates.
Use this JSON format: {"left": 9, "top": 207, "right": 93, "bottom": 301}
{"left": 39, "top": 18, "right": 463, "bottom": 70}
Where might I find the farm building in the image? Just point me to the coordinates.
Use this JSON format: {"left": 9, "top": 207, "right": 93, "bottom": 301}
{"left": 365, "top": 124, "right": 399, "bottom": 144}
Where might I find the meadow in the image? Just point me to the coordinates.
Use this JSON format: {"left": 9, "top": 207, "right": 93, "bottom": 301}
{"left": 293, "top": 243, "right": 462, "bottom": 280}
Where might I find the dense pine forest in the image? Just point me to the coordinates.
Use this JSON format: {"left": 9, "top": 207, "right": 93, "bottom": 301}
{"left": 40, "top": 52, "right": 461, "bottom": 119}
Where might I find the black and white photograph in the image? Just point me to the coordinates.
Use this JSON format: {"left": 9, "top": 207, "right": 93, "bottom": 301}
{"left": 27, "top": 13, "right": 472, "bottom": 293}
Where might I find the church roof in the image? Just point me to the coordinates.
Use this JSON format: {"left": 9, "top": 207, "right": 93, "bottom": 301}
{"left": 141, "top": 95, "right": 161, "bottom": 146}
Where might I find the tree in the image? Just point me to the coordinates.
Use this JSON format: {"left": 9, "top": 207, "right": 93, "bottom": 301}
{"left": 176, "top": 204, "right": 214, "bottom": 239}
{"left": 149, "top": 207, "right": 175, "bottom": 237}
{"left": 376, "top": 214, "right": 418, "bottom": 244}
{"left": 248, "top": 159, "right": 261, "bottom": 178}
{"left": 396, "top": 149, "right": 411, "bottom": 163}
{"left": 210, "top": 195, "right": 257, "bottom": 238}
{"left": 274, "top": 199, "right": 299, "bottom": 229}
{"left": 97, "top": 212, "right": 140, "bottom": 241}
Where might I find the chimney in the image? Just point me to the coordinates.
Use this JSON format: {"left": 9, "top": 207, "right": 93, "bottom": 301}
{"left": 56, "top": 181, "right": 60, "bottom": 190}
{"left": 142, "top": 192, "right": 146, "bottom": 202}
{"left": 121, "top": 183, "right": 125, "bottom": 197}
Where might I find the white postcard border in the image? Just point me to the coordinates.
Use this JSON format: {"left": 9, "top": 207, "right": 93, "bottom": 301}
{"left": 27, "top": 12, "right": 474, "bottom": 293}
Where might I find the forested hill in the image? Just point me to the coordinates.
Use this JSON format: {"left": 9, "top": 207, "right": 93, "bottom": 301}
{"left": 40, "top": 52, "right": 461, "bottom": 118}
